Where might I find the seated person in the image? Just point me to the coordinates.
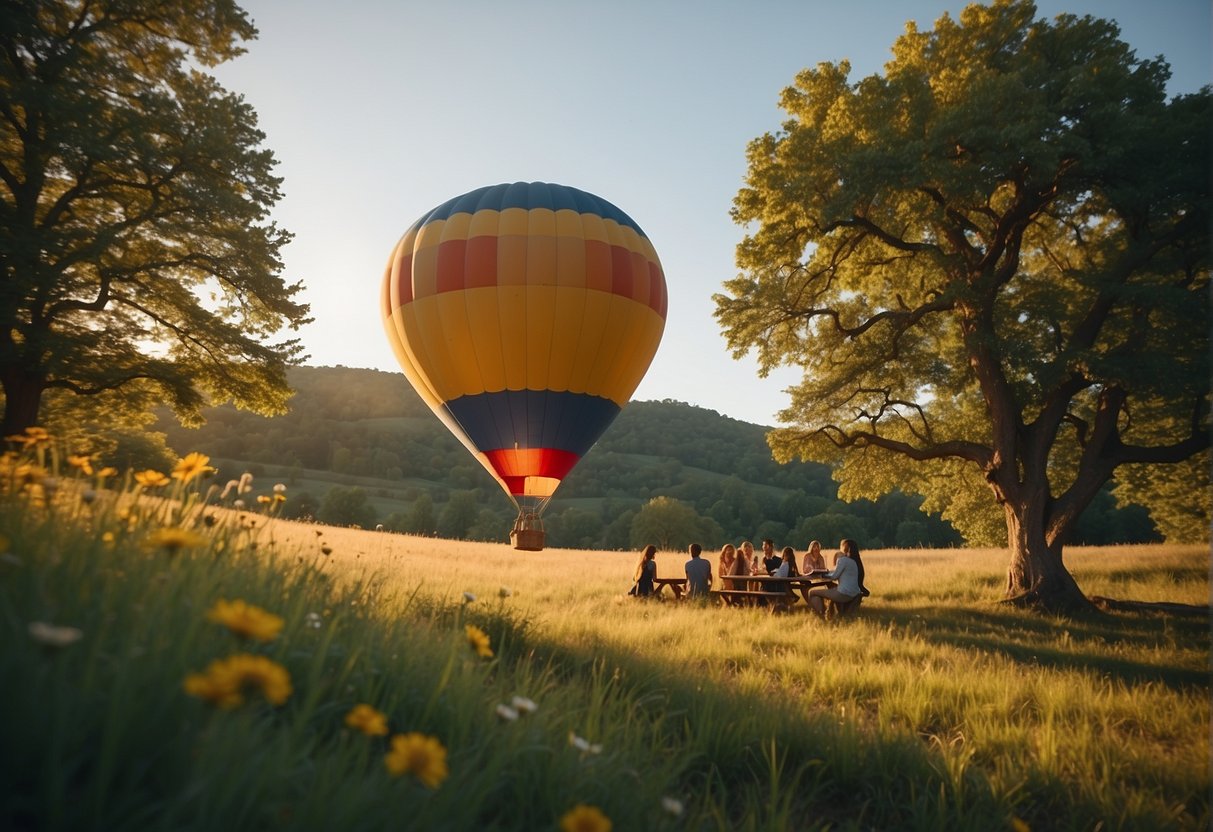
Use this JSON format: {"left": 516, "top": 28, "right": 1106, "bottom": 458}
{"left": 630, "top": 544, "right": 657, "bottom": 597}
{"left": 774, "top": 546, "right": 799, "bottom": 578}
{"left": 728, "top": 545, "right": 751, "bottom": 589}
{"left": 760, "top": 538, "right": 782, "bottom": 574}
{"left": 684, "top": 543, "right": 712, "bottom": 598}
{"left": 803, "top": 540, "right": 827, "bottom": 573}
{"left": 806, "top": 540, "right": 862, "bottom": 617}
{"left": 717, "top": 543, "right": 736, "bottom": 589}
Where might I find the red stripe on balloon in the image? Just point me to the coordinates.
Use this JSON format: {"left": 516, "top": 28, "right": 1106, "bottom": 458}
{"left": 484, "top": 447, "right": 581, "bottom": 490}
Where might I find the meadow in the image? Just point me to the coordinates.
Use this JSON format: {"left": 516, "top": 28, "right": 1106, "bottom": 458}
{"left": 0, "top": 453, "right": 1208, "bottom": 831}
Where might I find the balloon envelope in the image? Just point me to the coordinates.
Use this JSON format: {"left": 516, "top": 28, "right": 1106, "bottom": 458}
{"left": 381, "top": 182, "right": 667, "bottom": 512}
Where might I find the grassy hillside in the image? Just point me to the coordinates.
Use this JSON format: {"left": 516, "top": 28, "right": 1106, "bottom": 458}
{"left": 1, "top": 447, "right": 1207, "bottom": 830}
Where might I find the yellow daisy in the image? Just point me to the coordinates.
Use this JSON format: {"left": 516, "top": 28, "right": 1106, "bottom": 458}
{"left": 560, "top": 804, "right": 612, "bottom": 832}
{"left": 183, "top": 653, "right": 292, "bottom": 708}
{"left": 464, "top": 624, "right": 493, "bottom": 659}
{"left": 6, "top": 426, "right": 50, "bottom": 448}
{"left": 172, "top": 452, "right": 216, "bottom": 483}
{"left": 384, "top": 733, "right": 448, "bottom": 787}
{"left": 143, "top": 526, "right": 207, "bottom": 553}
{"left": 134, "top": 469, "right": 170, "bottom": 488}
{"left": 66, "top": 455, "right": 94, "bottom": 475}
{"left": 205, "top": 599, "right": 284, "bottom": 642}
{"left": 344, "top": 704, "right": 389, "bottom": 737}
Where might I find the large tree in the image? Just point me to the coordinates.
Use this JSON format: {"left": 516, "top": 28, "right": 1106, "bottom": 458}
{"left": 715, "top": 0, "right": 1209, "bottom": 612}
{"left": 0, "top": 0, "right": 309, "bottom": 436}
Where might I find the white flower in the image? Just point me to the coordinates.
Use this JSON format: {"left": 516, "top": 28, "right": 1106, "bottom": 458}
{"left": 462, "top": 592, "right": 476, "bottom": 604}
{"left": 375, "top": 524, "right": 384, "bottom": 531}
{"left": 661, "top": 797, "right": 685, "bottom": 817}
{"left": 495, "top": 704, "right": 520, "bottom": 721}
{"left": 233, "top": 499, "right": 246, "bottom": 510}
{"left": 510, "top": 695, "right": 538, "bottom": 714}
{"left": 498, "top": 586, "right": 513, "bottom": 598}
{"left": 273, "top": 483, "right": 286, "bottom": 493}
{"left": 28, "top": 621, "right": 83, "bottom": 648}
{"left": 568, "top": 732, "right": 602, "bottom": 754}
{"left": 305, "top": 612, "right": 323, "bottom": 629}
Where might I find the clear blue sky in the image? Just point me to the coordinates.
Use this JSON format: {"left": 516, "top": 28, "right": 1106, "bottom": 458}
{"left": 213, "top": 0, "right": 1210, "bottom": 428}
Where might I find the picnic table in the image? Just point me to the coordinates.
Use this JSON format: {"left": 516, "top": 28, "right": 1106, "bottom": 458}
{"left": 653, "top": 577, "right": 689, "bottom": 599}
{"left": 711, "top": 574, "right": 834, "bottom": 607}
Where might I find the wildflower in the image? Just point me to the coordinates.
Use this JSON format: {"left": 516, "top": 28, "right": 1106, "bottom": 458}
{"left": 305, "top": 611, "right": 323, "bottom": 629}
{"left": 344, "top": 703, "right": 389, "bottom": 736}
{"left": 7, "top": 426, "right": 50, "bottom": 448}
{"left": 238, "top": 472, "right": 254, "bottom": 494}
{"left": 510, "top": 695, "right": 538, "bottom": 714}
{"left": 462, "top": 591, "right": 476, "bottom": 604}
{"left": 95, "top": 466, "right": 117, "bottom": 480}
{"left": 495, "top": 703, "right": 519, "bottom": 722}
{"left": 28, "top": 621, "right": 83, "bottom": 648}
{"left": 273, "top": 483, "right": 286, "bottom": 493}
{"left": 465, "top": 624, "right": 493, "bottom": 659}
{"left": 183, "top": 653, "right": 292, "bottom": 708}
{"left": 233, "top": 499, "right": 246, "bottom": 510}
{"left": 661, "top": 797, "right": 684, "bottom": 817}
{"left": 498, "top": 586, "right": 513, "bottom": 598}
{"left": 568, "top": 732, "right": 602, "bottom": 755}
{"left": 559, "top": 804, "right": 612, "bottom": 832}
{"left": 384, "top": 733, "right": 449, "bottom": 787}
{"left": 173, "top": 452, "right": 215, "bottom": 483}
{"left": 143, "top": 526, "right": 207, "bottom": 553}
{"left": 257, "top": 495, "right": 271, "bottom": 505}
{"left": 205, "top": 599, "right": 284, "bottom": 642}
{"left": 66, "top": 455, "right": 94, "bottom": 475}
{"left": 134, "top": 469, "right": 170, "bottom": 488}
{"left": 273, "top": 494, "right": 286, "bottom": 504}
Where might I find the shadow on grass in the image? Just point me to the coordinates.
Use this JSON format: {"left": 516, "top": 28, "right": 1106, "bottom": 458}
{"left": 861, "top": 604, "right": 1211, "bottom": 691}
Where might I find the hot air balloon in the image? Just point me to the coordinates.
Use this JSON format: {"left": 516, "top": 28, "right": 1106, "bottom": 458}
{"left": 381, "top": 182, "right": 667, "bottom": 550}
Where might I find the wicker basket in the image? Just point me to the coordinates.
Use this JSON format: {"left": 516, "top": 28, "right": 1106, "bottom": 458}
{"left": 510, "top": 528, "right": 546, "bottom": 551}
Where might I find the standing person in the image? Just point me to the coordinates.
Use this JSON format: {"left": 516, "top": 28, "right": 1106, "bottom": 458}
{"left": 806, "top": 541, "right": 861, "bottom": 617}
{"left": 761, "top": 538, "right": 782, "bottom": 574}
{"left": 630, "top": 544, "right": 657, "bottom": 598}
{"left": 684, "top": 543, "right": 712, "bottom": 598}
{"left": 717, "top": 543, "right": 736, "bottom": 589}
{"left": 803, "top": 540, "right": 827, "bottom": 572}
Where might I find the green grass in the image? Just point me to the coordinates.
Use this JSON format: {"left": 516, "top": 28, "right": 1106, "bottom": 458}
{"left": 0, "top": 455, "right": 1208, "bottom": 831}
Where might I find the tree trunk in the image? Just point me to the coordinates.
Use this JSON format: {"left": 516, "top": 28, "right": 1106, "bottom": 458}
{"left": 1002, "top": 496, "right": 1097, "bottom": 614}
{"left": 0, "top": 367, "right": 45, "bottom": 437}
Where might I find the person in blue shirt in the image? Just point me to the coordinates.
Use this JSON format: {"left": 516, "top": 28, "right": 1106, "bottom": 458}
{"left": 683, "top": 543, "right": 712, "bottom": 598}
{"left": 806, "top": 538, "right": 863, "bottom": 617}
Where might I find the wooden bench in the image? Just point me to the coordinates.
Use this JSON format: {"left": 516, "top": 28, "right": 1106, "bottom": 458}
{"left": 829, "top": 594, "right": 864, "bottom": 619}
{"left": 710, "top": 589, "right": 791, "bottom": 608}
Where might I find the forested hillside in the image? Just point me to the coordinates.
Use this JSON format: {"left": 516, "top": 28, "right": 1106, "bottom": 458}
{"left": 155, "top": 366, "right": 1159, "bottom": 550}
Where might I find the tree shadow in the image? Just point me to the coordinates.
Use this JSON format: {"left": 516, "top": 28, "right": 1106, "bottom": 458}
{"left": 864, "top": 604, "right": 1211, "bottom": 691}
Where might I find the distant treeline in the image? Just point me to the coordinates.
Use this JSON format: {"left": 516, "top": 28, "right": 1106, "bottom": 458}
{"left": 155, "top": 366, "right": 1161, "bottom": 550}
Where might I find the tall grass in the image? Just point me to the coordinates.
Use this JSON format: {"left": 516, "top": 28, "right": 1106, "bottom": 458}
{"left": 0, "top": 446, "right": 1208, "bottom": 831}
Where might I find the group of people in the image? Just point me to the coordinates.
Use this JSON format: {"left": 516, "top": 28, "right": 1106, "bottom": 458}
{"left": 629, "top": 538, "right": 868, "bottom": 617}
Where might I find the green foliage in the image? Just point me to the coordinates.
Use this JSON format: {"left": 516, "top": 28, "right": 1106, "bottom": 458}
{"left": 715, "top": 0, "right": 1210, "bottom": 603}
{"left": 0, "top": 0, "right": 310, "bottom": 435}
{"left": 629, "top": 496, "right": 722, "bottom": 551}
{"left": 436, "top": 491, "right": 480, "bottom": 539}
{"left": 318, "top": 486, "right": 376, "bottom": 528}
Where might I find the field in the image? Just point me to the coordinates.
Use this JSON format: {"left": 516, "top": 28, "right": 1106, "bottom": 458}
{"left": 0, "top": 472, "right": 1208, "bottom": 831}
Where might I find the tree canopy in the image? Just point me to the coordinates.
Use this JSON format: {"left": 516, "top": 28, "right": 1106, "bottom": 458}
{"left": 715, "top": 0, "right": 1210, "bottom": 610}
{"left": 0, "top": 0, "right": 310, "bottom": 435}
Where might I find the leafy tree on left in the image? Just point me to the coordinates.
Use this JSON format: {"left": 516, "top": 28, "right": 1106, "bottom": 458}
{"left": 0, "top": 1, "right": 310, "bottom": 436}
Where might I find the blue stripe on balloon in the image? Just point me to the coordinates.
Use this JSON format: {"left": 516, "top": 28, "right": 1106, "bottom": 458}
{"left": 443, "top": 389, "right": 621, "bottom": 456}
{"left": 417, "top": 182, "right": 649, "bottom": 237}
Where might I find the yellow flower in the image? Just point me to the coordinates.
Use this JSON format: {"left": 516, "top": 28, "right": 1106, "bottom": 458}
{"left": 183, "top": 653, "right": 292, "bottom": 708}
{"left": 95, "top": 466, "right": 117, "bottom": 479}
{"left": 134, "top": 469, "right": 170, "bottom": 488}
{"left": 172, "top": 452, "right": 215, "bottom": 483}
{"left": 464, "top": 624, "right": 493, "bottom": 659}
{"left": 7, "top": 426, "right": 50, "bottom": 448}
{"left": 344, "top": 704, "right": 389, "bottom": 736}
{"left": 66, "top": 455, "right": 94, "bottom": 475}
{"left": 560, "top": 804, "right": 612, "bottom": 832}
{"left": 384, "top": 733, "right": 448, "bottom": 787}
{"left": 144, "top": 526, "right": 207, "bottom": 553}
{"left": 257, "top": 495, "right": 271, "bottom": 505}
{"left": 1010, "top": 819, "right": 1031, "bottom": 832}
{"left": 205, "top": 599, "right": 284, "bottom": 642}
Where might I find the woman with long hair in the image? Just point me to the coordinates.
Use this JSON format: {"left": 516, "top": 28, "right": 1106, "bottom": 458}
{"left": 631, "top": 544, "right": 658, "bottom": 598}
{"left": 803, "top": 540, "right": 826, "bottom": 572}
{"left": 717, "top": 543, "right": 736, "bottom": 589}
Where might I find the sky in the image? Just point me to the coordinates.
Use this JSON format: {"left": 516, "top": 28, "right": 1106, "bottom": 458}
{"left": 211, "top": 0, "right": 1211, "bottom": 428}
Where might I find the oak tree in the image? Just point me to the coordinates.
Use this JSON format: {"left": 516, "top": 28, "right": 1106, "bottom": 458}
{"left": 715, "top": 0, "right": 1210, "bottom": 611}
{"left": 0, "top": 0, "right": 310, "bottom": 436}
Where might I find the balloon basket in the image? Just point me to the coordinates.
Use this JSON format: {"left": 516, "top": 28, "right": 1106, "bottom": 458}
{"left": 510, "top": 528, "right": 546, "bottom": 551}
{"left": 510, "top": 511, "right": 545, "bottom": 551}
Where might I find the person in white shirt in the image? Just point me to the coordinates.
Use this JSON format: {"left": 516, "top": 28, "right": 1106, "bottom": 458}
{"left": 806, "top": 539, "right": 862, "bottom": 617}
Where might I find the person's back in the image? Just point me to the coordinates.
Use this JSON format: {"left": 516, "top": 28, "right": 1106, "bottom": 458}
{"left": 728, "top": 551, "right": 750, "bottom": 589}
{"left": 827, "top": 554, "right": 861, "bottom": 597}
{"left": 684, "top": 543, "right": 711, "bottom": 597}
